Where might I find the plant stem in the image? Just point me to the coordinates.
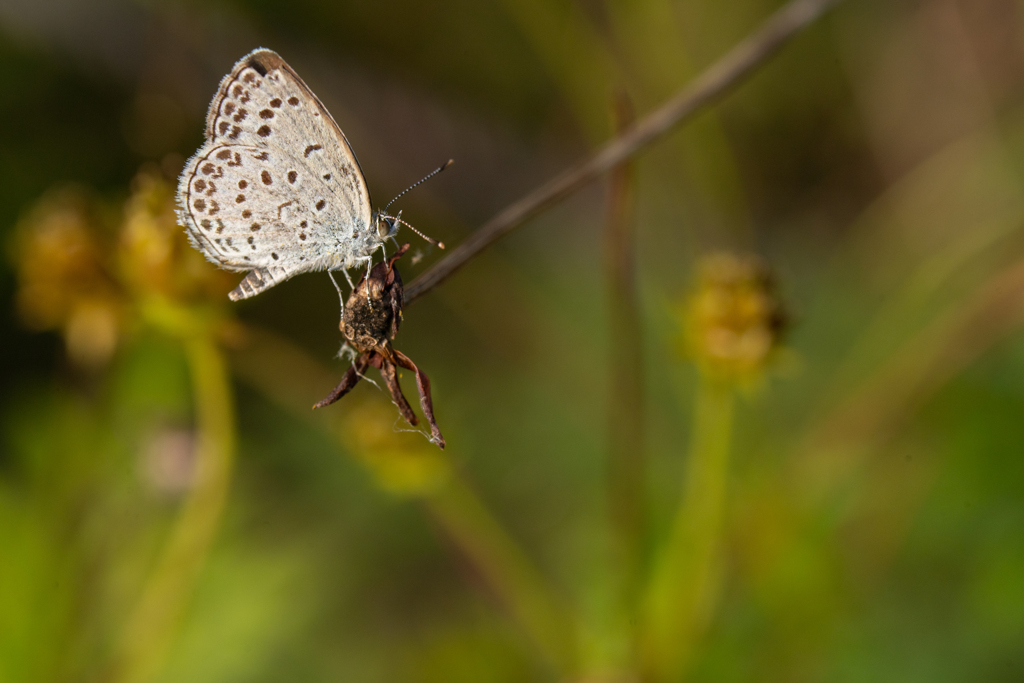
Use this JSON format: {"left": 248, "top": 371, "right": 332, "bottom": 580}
{"left": 423, "top": 471, "right": 579, "bottom": 676}
{"left": 641, "top": 377, "right": 734, "bottom": 683}
{"left": 110, "top": 308, "right": 235, "bottom": 683}
{"left": 603, "top": 91, "right": 645, "bottom": 657}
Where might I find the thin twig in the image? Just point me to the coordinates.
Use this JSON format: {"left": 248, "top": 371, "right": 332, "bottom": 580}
{"left": 405, "top": 0, "right": 845, "bottom": 303}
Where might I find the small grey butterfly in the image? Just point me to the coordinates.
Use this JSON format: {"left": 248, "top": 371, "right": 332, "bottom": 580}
{"left": 176, "top": 48, "right": 438, "bottom": 301}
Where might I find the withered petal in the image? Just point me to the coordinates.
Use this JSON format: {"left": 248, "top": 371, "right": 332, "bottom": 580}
{"left": 313, "top": 354, "right": 370, "bottom": 409}
{"left": 379, "top": 357, "right": 419, "bottom": 426}
{"left": 393, "top": 349, "right": 445, "bottom": 449}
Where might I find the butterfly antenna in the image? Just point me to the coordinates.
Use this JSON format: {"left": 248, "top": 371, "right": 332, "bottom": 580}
{"left": 383, "top": 159, "right": 453, "bottom": 213}
{"left": 390, "top": 211, "right": 445, "bottom": 249}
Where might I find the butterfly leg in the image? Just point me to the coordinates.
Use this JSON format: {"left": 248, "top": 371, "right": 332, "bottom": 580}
{"left": 361, "top": 255, "right": 375, "bottom": 309}
{"left": 327, "top": 271, "right": 346, "bottom": 313}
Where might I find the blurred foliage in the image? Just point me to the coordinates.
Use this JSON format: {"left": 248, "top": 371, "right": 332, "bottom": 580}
{"left": 3, "top": 0, "right": 1024, "bottom": 682}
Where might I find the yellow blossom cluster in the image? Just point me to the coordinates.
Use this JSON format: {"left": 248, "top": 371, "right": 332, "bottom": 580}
{"left": 682, "top": 252, "right": 786, "bottom": 383}
{"left": 12, "top": 169, "right": 232, "bottom": 368}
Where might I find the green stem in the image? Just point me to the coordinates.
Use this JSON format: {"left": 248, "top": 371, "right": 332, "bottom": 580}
{"left": 641, "top": 377, "right": 734, "bottom": 682}
{"left": 604, "top": 92, "right": 645, "bottom": 632}
{"left": 423, "top": 471, "right": 579, "bottom": 676}
{"left": 110, "top": 307, "right": 236, "bottom": 683}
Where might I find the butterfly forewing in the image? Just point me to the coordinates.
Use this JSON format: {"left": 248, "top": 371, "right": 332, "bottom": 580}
{"left": 177, "top": 48, "right": 377, "bottom": 299}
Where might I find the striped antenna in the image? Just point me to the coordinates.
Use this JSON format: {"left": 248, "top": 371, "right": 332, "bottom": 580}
{"left": 387, "top": 211, "right": 445, "bottom": 249}
{"left": 383, "top": 159, "right": 454, "bottom": 213}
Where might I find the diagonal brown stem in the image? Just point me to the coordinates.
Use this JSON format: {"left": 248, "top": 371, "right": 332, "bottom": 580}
{"left": 404, "top": 0, "right": 845, "bottom": 304}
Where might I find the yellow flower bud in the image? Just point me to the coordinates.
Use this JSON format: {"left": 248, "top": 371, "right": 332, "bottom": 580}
{"left": 682, "top": 252, "right": 786, "bottom": 383}
{"left": 12, "top": 188, "right": 125, "bottom": 368}
{"left": 11, "top": 168, "right": 236, "bottom": 368}
{"left": 117, "top": 169, "right": 233, "bottom": 301}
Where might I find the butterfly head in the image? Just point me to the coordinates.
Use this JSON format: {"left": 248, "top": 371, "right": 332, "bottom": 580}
{"left": 372, "top": 211, "right": 401, "bottom": 242}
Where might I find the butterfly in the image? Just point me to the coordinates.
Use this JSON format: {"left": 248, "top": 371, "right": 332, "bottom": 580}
{"left": 176, "top": 48, "right": 403, "bottom": 301}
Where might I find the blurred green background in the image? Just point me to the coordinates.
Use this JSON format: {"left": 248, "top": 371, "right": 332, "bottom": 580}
{"left": 3, "top": 0, "right": 1024, "bottom": 681}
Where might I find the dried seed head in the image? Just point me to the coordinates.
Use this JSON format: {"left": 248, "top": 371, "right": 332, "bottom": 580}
{"left": 340, "top": 244, "right": 408, "bottom": 357}
{"left": 318, "top": 243, "right": 446, "bottom": 449}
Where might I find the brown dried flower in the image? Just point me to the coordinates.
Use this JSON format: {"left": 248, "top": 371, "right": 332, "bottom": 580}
{"left": 315, "top": 244, "right": 445, "bottom": 449}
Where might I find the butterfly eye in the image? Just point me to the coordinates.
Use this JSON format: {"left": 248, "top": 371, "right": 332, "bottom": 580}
{"left": 377, "top": 216, "right": 396, "bottom": 239}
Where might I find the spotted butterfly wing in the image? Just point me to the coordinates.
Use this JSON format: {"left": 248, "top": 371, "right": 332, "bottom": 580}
{"left": 177, "top": 48, "right": 377, "bottom": 300}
